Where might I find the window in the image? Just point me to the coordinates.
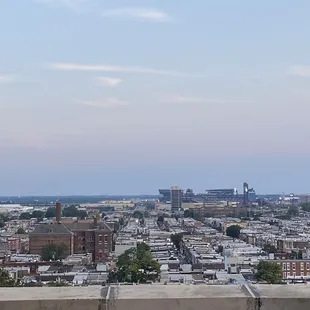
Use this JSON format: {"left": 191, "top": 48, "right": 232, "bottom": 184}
{"left": 293, "top": 272, "right": 296, "bottom": 277}
{"left": 301, "top": 272, "right": 304, "bottom": 277}
{"left": 99, "top": 235, "right": 103, "bottom": 242}
{"left": 104, "top": 235, "right": 108, "bottom": 242}
{"left": 287, "top": 263, "right": 290, "bottom": 270}
{"left": 282, "top": 263, "right": 286, "bottom": 270}
{"left": 301, "top": 263, "right": 304, "bottom": 271}
{"left": 283, "top": 272, "right": 286, "bottom": 279}
{"left": 292, "top": 262, "right": 296, "bottom": 270}
{"left": 307, "top": 263, "right": 309, "bottom": 270}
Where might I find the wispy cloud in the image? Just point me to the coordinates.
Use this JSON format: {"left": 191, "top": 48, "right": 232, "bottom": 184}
{"left": 162, "top": 95, "right": 256, "bottom": 104}
{"left": 77, "top": 98, "right": 128, "bottom": 108}
{"left": 96, "top": 77, "right": 122, "bottom": 87}
{"left": 48, "top": 62, "right": 196, "bottom": 77}
{"left": 289, "top": 65, "right": 310, "bottom": 77}
{"left": 34, "top": 0, "right": 91, "bottom": 13}
{"left": 0, "top": 75, "right": 16, "bottom": 84}
{"left": 102, "top": 8, "right": 172, "bottom": 23}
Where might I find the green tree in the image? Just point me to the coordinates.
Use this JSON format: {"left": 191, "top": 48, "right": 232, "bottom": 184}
{"left": 0, "top": 214, "right": 10, "bottom": 222}
{"left": 145, "top": 201, "right": 155, "bottom": 210}
{"left": 287, "top": 205, "right": 299, "bottom": 217}
{"left": 16, "top": 227, "right": 26, "bottom": 234}
{"left": 63, "top": 205, "right": 87, "bottom": 219}
{"left": 19, "top": 212, "right": 32, "bottom": 220}
{"left": 263, "top": 244, "right": 277, "bottom": 253}
{"left": 301, "top": 203, "right": 310, "bottom": 212}
{"left": 256, "top": 261, "right": 282, "bottom": 284}
{"left": 119, "top": 217, "right": 124, "bottom": 226}
{"left": 193, "top": 212, "right": 204, "bottom": 222}
{"left": 45, "top": 207, "right": 56, "bottom": 218}
{"left": 0, "top": 268, "right": 18, "bottom": 287}
{"left": 32, "top": 210, "right": 45, "bottom": 221}
{"left": 45, "top": 206, "right": 87, "bottom": 219}
{"left": 291, "top": 250, "right": 303, "bottom": 259}
{"left": 170, "top": 233, "right": 183, "bottom": 251}
{"left": 133, "top": 210, "right": 143, "bottom": 219}
{"left": 157, "top": 215, "right": 164, "bottom": 225}
{"left": 109, "top": 243, "right": 160, "bottom": 283}
{"left": 41, "top": 243, "right": 68, "bottom": 261}
{"left": 226, "top": 225, "right": 242, "bottom": 239}
{"left": 143, "top": 211, "right": 150, "bottom": 218}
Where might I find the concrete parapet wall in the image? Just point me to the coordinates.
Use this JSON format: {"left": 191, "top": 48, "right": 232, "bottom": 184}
{"left": 0, "top": 284, "right": 310, "bottom": 310}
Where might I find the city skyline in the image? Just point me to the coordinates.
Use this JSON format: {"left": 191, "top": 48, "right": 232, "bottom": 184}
{"left": 1, "top": 1, "right": 310, "bottom": 195}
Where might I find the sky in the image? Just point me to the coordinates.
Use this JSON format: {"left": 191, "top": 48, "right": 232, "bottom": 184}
{"left": 1, "top": 0, "right": 310, "bottom": 196}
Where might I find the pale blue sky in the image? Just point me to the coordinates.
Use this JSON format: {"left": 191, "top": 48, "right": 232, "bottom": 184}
{"left": 1, "top": 0, "right": 310, "bottom": 195}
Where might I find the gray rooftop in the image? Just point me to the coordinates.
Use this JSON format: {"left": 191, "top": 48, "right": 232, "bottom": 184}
{"left": 30, "top": 223, "right": 73, "bottom": 235}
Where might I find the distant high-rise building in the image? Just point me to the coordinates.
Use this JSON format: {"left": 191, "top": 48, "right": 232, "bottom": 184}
{"left": 170, "top": 186, "right": 183, "bottom": 212}
{"left": 243, "top": 182, "right": 249, "bottom": 204}
{"left": 205, "top": 188, "right": 238, "bottom": 202}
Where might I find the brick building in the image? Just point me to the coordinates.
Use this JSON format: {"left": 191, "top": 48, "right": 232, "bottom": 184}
{"left": 29, "top": 203, "right": 113, "bottom": 262}
{"left": 277, "top": 259, "right": 310, "bottom": 279}
{"left": 29, "top": 223, "right": 74, "bottom": 257}
{"left": 63, "top": 215, "right": 113, "bottom": 262}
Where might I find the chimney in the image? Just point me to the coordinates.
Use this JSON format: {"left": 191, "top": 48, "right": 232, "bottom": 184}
{"left": 93, "top": 215, "right": 98, "bottom": 227}
{"left": 93, "top": 213, "right": 100, "bottom": 228}
{"left": 56, "top": 201, "right": 62, "bottom": 223}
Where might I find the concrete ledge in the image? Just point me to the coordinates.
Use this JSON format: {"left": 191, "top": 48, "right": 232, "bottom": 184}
{"left": 0, "top": 285, "right": 309, "bottom": 310}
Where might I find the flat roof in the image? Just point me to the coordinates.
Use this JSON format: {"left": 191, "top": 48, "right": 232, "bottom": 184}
{"left": 0, "top": 284, "right": 310, "bottom": 301}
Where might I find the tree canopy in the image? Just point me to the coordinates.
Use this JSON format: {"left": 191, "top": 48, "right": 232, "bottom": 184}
{"left": 41, "top": 243, "right": 68, "bottom": 261}
{"left": 226, "top": 225, "right": 242, "bottom": 239}
{"left": 16, "top": 227, "right": 26, "bottom": 234}
{"left": 301, "top": 203, "right": 310, "bottom": 212}
{"left": 256, "top": 261, "right": 282, "bottom": 284}
{"left": 184, "top": 209, "right": 204, "bottom": 221}
{"left": 184, "top": 209, "right": 194, "bottom": 218}
{"left": 45, "top": 205, "right": 87, "bottom": 219}
{"left": 263, "top": 244, "right": 277, "bottom": 254}
{"left": 19, "top": 210, "right": 45, "bottom": 221}
{"left": 45, "top": 207, "right": 56, "bottom": 218}
{"left": 119, "top": 217, "right": 124, "bottom": 226}
{"left": 63, "top": 205, "right": 87, "bottom": 219}
{"left": 108, "top": 243, "right": 160, "bottom": 283}
{"left": 0, "top": 214, "right": 10, "bottom": 228}
{"left": 32, "top": 210, "right": 45, "bottom": 221}
{"left": 170, "top": 233, "right": 183, "bottom": 251}
{"left": 144, "top": 201, "right": 156, "bottom": 210}
{"left": 19, "top": 212, "right": 32, "bottom": 220}
{"left": 132, "top": 210, "right": 143, "bottom": 219}
{"left": 157, "top": 215, "right": 164, "bottom": 225}
{"left": 287, "top": 205, "right": 299, "bottom": 217}
{"left": 0, "top": 268, "right": 19, "bottom": 287}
